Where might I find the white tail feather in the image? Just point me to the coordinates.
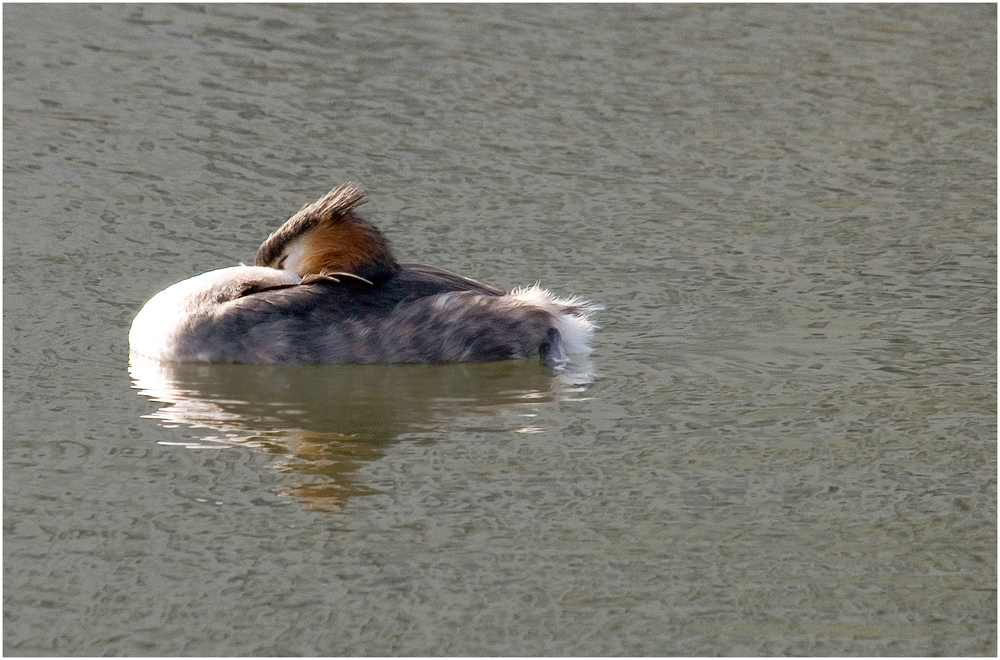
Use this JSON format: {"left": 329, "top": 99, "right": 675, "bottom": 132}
{"left": 509, "top": 284, "right": 601, "bottom": 356}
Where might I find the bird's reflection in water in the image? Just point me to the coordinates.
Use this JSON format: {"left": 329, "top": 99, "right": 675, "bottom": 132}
{"left": 129, "top": 356, "right": 592, "bottom": 511}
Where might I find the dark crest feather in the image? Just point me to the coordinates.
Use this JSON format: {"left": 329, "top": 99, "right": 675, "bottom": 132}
{"left": 254, "top": 182, "right": 368, "bottom": 267}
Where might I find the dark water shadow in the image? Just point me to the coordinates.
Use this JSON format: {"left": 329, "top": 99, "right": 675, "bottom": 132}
{"left": 129, "top": 356, "right": 591, "bottom": 510}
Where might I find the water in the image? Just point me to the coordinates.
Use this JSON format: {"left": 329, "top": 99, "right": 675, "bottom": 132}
{"left": 4, "top": 4, "right": 996, "bottom": 655}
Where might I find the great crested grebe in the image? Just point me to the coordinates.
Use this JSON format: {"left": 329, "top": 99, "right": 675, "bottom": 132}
{"left": 128, "top": 183, "right": 599, "bottom": 369}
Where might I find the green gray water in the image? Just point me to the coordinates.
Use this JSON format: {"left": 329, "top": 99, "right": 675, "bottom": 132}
{"left": 4, "top": 4, "right": 996, "bottom": 656}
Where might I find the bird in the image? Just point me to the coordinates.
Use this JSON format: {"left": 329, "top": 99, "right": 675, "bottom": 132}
{"left": 128, "top": 183, "right": 599, "bottom": 370}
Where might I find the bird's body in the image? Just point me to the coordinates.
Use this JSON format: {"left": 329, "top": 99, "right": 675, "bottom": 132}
{"left": 129, "top": 184, "right": 598, "bottom": 369}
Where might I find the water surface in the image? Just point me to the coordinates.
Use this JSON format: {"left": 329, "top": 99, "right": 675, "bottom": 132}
{"left": 4, "top": 4, "right": 996, "bottom": 655}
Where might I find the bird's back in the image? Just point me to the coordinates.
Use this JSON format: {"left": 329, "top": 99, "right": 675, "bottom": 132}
{"left": 210, "top": 263, "right": 559, "bottom": 364}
